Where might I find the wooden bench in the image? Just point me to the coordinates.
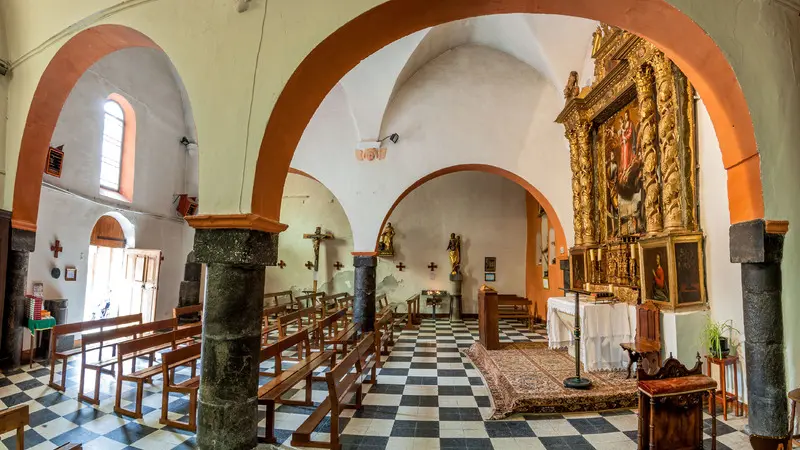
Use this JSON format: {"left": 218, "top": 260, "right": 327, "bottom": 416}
{"left": 496, "top": 295, "right": 533, "bottom": 329}
{"left": 261, "top": 303, "right": 289, "bottom": 346}
{"left": 264, "top": 290, "right": 294, "bottom": 309}
{"left": 320, "top": 308, "right": 359, "bottom": 359}
{"left": 296, "top": 292, "right": 325, "bottom": 311}
{"left": 335, "top": 294, "right": 354, "bottom": 319}
{"left": 0, "top": 404, "right": 82, "bottom": 450}
{"left": 173, "top": 303, "right": 203, "bottom": 324}
{"left": 374, "top": 311, "right": 393, "bottom": 367}
{"left": 79, "top": 318, "right": 176, "bottom": 404}
{"left": 48, "top": 313, "right": 143, "bottom": 391}
{"left": 403, "top": 294, "right": 421, "bottom": 330}
{"left": 258, "top": 306, "right": 318, "bottom": 376}
{"left": 160, "top": 342, "right": 201, "bottom": 431}
{"left": 114, "top": 322, "right": 201, "bottom": 418}
{"left": 318, "top": 293, "right": 348, "bottom": 317}
{"left": 257, "top": 329, "right": 335, "bottom": 444}
{"left": 291, "top": 333, "right": 375, "bottom": 449}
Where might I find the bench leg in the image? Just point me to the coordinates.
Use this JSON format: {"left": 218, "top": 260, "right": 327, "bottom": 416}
{"left": 114, "top": 379, "right": 144, "bottom": 419}
{"left": 160, "top": 386, "right": 169, "bottom": 426}
{"left": 260, "top": 401, "right": 276, "bottom": 444}
{"left": 305, "top": 372, "right": 313, "bottom": 405}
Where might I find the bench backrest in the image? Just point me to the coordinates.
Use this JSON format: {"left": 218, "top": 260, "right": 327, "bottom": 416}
{"left": 318, "top": 308, "right": 347, "bottom": 335}
{"left": 0, "top": 404, "right": 28, "bottom": 443}
{"left": 173, "top": 304, "right": 203, "bottom": 320}
{"left": 336, "top": 295, "right": 354, "bottom": 310}
{"left": 276, "top": 306, "right": 316, "bottom": 337}
{"left": 54, "top": 313, "right": 143, "bottom": 337}
{"left": 355, "top": 332, "right": 377, "bottom": 376}
{"left": 260, "top": 328, "right": 311, "bottom": 374}
{"left": 376, "top": 293, "right": 388, "bottom": 309}
{"left": 497, "top": 298, "right": 531, "bottom": 307}
{"left": 162, "top": 342, "right": 201, "bottom": 369}
{"left": 83, "top": 317, "right": 177, "bottom": 347}
{"left": 262, "top": 303, "right": 288, "bottom": 319}
{"left": 117, "top": 329, "right": 175, "bottom": 359}
{"left": 295, "top": 292, "right": 325, "bottom": 309}
{"left": 326, "top": 333, "right": 374, "bottom": 409}
{"left": 264, "top": 290, "right": 294, "bottom": 308}
{"left": 174, "top": 323, "right": 202, "bottom": 342}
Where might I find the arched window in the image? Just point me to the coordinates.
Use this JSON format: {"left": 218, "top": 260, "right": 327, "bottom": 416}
{"left": 100, "top": 100, "right": 125, "bottom": 191}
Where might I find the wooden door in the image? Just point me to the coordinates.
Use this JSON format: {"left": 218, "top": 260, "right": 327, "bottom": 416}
{"left": 123, "top": 249, "right": 162, "bottom": 323}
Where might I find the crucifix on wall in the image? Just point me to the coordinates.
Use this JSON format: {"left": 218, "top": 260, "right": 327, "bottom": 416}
{"left": 51, "top": 240, "right": 63, "bottom": 258}
{"left": 303, "top": 226, "right": 334, "bottom": 293}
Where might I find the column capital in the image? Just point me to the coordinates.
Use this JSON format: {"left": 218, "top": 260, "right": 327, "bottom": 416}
{"left": 194, "top": 228, "right": 278, "bottom": 266}
{"left": 353, "top": 255, "right": 378, "bottom": 267}
{"left": 730, "top": 219, "right": 788, "bottom": 264}
{"left": 11, "top": 228, "right": 35, "bottom": 252}
{"left": 186, "top": 213, "right": 288, "bottom": 234}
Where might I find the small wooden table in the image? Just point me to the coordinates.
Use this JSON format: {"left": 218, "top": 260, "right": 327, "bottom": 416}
{"left": 25, "top": 317, "right": 57, "bottom": 368}
{"left": 638, "top": 374, "right": 717, "bottom": 449}
{"left": 705, "top": 355, "right": 741, "bottom": 420}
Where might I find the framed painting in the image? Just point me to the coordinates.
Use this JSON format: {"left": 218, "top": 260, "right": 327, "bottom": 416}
{"left": 674, "top": 235, "right": 706, "bottom": 306}
{"left": 484, "top": 257, "right": 496, "bottom": 273}
{"left": 570, "top": 250, "right": 587, "bottom": 291}
{"left": 639, "top": 238, "right": 670, "bottom": 304}
{"left": 484, "top": 273, "right": 496, "bottom": 282}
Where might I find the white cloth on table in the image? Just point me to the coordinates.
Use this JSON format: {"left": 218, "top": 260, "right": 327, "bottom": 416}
{"left": 546, "top": 296, "right": 633, "bottom": 372}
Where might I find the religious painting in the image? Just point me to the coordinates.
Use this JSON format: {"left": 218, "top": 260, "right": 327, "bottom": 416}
{"left": 571, "top": 252, "right": 586, "bottom": 290}
{"left": 64, "top": 266, "right": 77, "bottom": 282}
{"left": 641, "top": 244, "right": 669, "bottom": 303}
{"left": 675, "top": 240, "right": 704, "bottom": 305}
{"left": 597, "top": 100, "right": 644, "bottom": 239}
{"left": 484, "top": 257, "right": 496, "bottom": 273}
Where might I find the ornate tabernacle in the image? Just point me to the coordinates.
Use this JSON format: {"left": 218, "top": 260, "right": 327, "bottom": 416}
{"left": 558, "top": 25, "right": 706, "bottom": 311}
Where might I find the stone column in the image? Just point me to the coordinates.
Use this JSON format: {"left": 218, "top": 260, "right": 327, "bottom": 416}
{"left": 353, "top": 255, "right": 377, "bottom": 333}
{"left": 654, "top": 53, "right": 682, "bottom": 230}
{"left": 634, "top": 63, "right": 663, "bottom": 234}
{"left": 566, "top": 128, "right": 584, "bottom": 247}
{"left": 576, "top": 120, "right": 596, "bottom": 245}
{"left": 730, "top": 220, "right": 789, "bottom": 448}
{"left": 194, "top": 229, "right": 278, "bottom": 450}
{"left": 178, "top": 251, "right": 202, "bottom": 323}
{"left": 0, "top": 229, "right": 35, "bottom": 370}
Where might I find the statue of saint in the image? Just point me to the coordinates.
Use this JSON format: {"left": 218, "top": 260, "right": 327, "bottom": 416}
{"left": 563, "top": 71, "right": 580, "bottom": 100}
{"left": 378, "top": 222, "right": 395, "bottom": 256}
{"left": 447, "top": 233, "right": 461, "bottom": 275}
{"left": 652, "top": 253, "right": 669, "bottom": 301}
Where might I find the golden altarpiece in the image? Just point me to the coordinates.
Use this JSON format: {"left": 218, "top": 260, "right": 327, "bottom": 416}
{"left": 556, "top": 25, "right": 706, "bottom": 312}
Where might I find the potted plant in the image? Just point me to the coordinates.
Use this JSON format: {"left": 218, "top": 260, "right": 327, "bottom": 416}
{"left": 701, "top": 316, "right": 739, "bottom": 358}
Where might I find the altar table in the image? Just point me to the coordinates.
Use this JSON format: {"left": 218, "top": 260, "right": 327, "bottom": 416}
{"left": 547, "top": 296, "right": 633, "bottom": 371}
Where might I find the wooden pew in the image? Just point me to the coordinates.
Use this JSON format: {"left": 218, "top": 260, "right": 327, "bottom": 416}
{"left": 114, "top": 322, "right": 202, "bottom": 418}
{"left": 264, "top": 290, "right": 294, "bottom": 308}
{"left": 319, "top": 308, "right": 358, "bottom": 360}
{"left": 376, "top": 293, "right": 389, "bottom": 310}
{"left": 257, "top": 306, "right": 317, "bottom": 377}
{"left": 261, "top": 303, "right": 289, "bottom": 346}
{"left": 257, "top": 329, "right": 335, "bottom": 444}
{"left": 78, "top": 318, "right": 176, "bottom": 404}
{"left": 0, "top": 404, "right": 82, "bottom": 449}
{"left": 374, "top": 312, "right": 393, "bottom": 370}
{"left": 336, "top": 294, "right": 354, "bottom": 319}
{"left": 291, "top": 333, "right": 375, "bottom": 449}
{"left": 478, "top": 291, "right": 532, "bottom": 350}
{"left": 173, "top": 304, "right": 203, "bottom": 324}
{"left": 496, "top": 295, "right": 533, "bottom": 329}
{"left": 159, "top": 342, "right": 201, "bottom": 431}
{"left": 48, "top": 313, "right": 143, "bottom": 391}
{"left": 403, "top": 294, "right": 421, "bottom": 330}
{"left": 318, "top": 293, "right": 348, "bottom": 317}
{"left": 295, "top": 292, "right": 325, "bottom": 311}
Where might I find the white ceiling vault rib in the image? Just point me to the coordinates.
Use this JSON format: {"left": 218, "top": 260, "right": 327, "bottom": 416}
{"left": 335, "top": 14, "right": 598, "bottom": 144}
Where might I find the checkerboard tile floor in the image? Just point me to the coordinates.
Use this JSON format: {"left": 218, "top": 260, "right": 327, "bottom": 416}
{"left": 0, "top": 319, "right": 751, "bottom": 449}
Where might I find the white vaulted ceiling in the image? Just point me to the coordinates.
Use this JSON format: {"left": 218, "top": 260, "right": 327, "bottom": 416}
{"left": 337, "top": 14, "right": 598, "bottom": 143}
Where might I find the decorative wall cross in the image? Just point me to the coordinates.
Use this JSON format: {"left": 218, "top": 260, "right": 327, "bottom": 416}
{"left": 396, "top": 262, "right": 406, "bottom": 272}
{"left": 333, "top": 261, "right": 344, "bottom": 271}
{"left": 304, "top": 261, "right": 314, "bottom": 270}
{"left": 50, "top": 240, "right": 63, "bottom": 258}
{"left": 427, "top": 262, "right": 438, "bottom": 272}
{"left": 277, "top": 260, "right": 286, "bottom": 269}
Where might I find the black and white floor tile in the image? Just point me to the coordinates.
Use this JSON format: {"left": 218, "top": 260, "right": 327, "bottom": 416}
{"left": 0, "top": 319, "right": 751, "bottom": 449}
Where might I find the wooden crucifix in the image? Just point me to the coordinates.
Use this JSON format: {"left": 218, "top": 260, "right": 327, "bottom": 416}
{"left": 303, "top": 226, "right": 334, "bottom": 293}
{"left": 333, "top": 261, "right": 344, "bottom": 271}
{"left": 277, "top": 260, "right": 286, "bottom": 269}
{"left": 51, "top": 240, "right": 63, "bottom": 258}
{"left": 427, "top": 262, "right": 438, "bottom": 272}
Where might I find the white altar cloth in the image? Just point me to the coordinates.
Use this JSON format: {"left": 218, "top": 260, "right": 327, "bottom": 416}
{"left": 546, "top": 296, "right": 633, "bottom": 372}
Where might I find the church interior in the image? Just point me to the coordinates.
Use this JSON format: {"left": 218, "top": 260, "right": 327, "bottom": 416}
{"left": 0, "top": 1, "right": 797, "bottom": 450}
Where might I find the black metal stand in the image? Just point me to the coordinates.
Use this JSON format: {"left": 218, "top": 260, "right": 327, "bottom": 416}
{"left": 562, "top": 289, "right": 592, "bottom": 389}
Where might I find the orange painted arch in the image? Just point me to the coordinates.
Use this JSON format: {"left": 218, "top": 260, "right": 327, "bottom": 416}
{"left": 12, "top": 25, "right": 161, "bottom": 232}
{"left": 252, "top": 0, "right": 764, "bottom": 230}
{"left": 374, "top": 165, "right": 567, "bottom": 255}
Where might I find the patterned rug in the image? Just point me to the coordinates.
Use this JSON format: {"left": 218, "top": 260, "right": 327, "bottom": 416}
{"left": 465, "top": 342, "right": 638, "bottom": 419}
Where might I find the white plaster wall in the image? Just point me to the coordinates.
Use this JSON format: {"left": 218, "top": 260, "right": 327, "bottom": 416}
{"left": 28, "top": 48, "right": 194, "bottom": 332}
{"left": 264, "top": 174, "right": 354, "bottom": 296}
{"left": 377, "top": 171, "right": 528, "bottom": 314}
{"left": 293, "top": 45, "right": 572, "bottom": 252}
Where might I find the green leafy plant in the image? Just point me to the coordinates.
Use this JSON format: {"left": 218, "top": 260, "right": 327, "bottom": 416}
{"left": 701, "top": 316, "right": 739, "bottom": 358}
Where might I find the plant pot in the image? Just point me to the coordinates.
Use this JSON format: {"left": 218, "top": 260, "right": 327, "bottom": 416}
{"left": 710, "top": 337, "right": 730, "bottom": 358}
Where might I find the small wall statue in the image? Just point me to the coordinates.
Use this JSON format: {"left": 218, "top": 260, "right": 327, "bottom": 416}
{"left": 447, "top": 233, "right": 461, "bottom": 275}
{"left": 378, "top": 222, "right": 395, "bottom": 257}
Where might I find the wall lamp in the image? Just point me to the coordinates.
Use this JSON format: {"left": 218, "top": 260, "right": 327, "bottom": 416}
{"left": 379, "top": 133, "right": 400, "bottom": 145}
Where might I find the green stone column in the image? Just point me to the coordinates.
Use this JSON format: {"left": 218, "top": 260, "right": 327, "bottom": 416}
{"left": 194, "top": 229, "right": 278, "bottom": 450}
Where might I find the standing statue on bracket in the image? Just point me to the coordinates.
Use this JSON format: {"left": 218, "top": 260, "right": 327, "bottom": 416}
{"left": 564, "top": 71, "right": 580, "bottom": 101}
{"left": 447, "top": 233, "right": 462, "bottom": 276}
{"left": 378, "top": 222, "right": 395, "bottom": 257}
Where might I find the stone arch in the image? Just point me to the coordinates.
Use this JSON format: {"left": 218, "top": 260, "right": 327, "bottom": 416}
{"left": 251, "top": 0, "right": 762, "bottom": 229}
{"left": 12, "top": 25, "right": 163, "bottom": 232}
